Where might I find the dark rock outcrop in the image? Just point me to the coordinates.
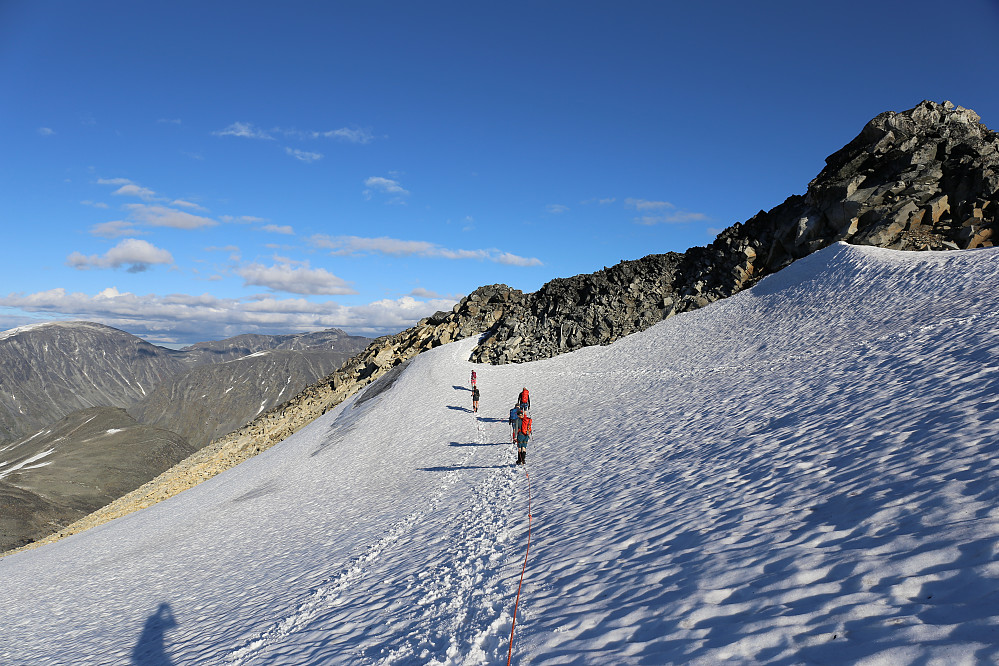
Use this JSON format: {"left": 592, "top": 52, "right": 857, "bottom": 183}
{"left": 469, "top": 101, "right": 997, "bottom": 364}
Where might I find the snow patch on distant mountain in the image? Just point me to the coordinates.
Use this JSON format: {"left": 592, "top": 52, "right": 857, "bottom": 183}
{"left": 0, "top": 448, "right": 55, "bottom": 480}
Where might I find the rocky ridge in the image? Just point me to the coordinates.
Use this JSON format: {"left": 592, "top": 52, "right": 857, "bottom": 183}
{"left": 471, "top": 100, "right": 997, "bottom": 363}
{"left": 6, "top": 100, "right": 996, "bottom": 556}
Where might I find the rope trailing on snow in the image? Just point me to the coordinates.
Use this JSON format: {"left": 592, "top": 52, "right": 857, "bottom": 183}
{"left": 506, "top": 468, "right": 533, "bottom": 665}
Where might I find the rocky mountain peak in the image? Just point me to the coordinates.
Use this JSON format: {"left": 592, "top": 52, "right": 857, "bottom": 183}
{"left": 803, "top": 100, "right": 998, "bottom": 251}
{"left": 309, "top": 101, "right": 996, "bottom": 370}
{"left": 467, "top": 100, "right": 998, "bottom": 364}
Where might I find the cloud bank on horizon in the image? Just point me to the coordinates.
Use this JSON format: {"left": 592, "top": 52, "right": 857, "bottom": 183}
{"left": 1, "top": 1, "right": 996, "bottom": 345}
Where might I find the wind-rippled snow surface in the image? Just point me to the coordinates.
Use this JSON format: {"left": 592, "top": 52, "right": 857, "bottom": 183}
{"left": 2, "top": 243, "right": 998, "bottom": 665}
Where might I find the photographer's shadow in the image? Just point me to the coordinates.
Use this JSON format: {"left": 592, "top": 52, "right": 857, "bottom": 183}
{"left": 131, "top": 602, "right": 177, "bottom": 665}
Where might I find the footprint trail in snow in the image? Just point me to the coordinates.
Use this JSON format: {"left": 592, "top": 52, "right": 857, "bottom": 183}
{"left": 224, "top": 378, "right": 528, "bottom": 665}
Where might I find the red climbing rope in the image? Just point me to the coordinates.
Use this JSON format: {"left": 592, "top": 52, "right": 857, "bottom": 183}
{"left": 507, "top": 469, "right": 533, "bottom": 665}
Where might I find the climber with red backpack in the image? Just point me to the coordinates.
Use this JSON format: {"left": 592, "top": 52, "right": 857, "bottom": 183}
{"left": 516, "top": 409, "right": 532, "bottom": 465}
{"left": 518, "top": 387, "right": 530, "bottom": 412}
{"left": 509, "top": 403, "right": 521, "bottom": 444}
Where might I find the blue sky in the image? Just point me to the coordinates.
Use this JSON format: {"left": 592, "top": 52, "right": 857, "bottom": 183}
{"left": 2, "top": 1, "right": 997, "bottom": 346}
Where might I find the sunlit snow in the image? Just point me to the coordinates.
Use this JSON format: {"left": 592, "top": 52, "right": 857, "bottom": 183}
{"left": 1, "top": 243, "right": 998, "bottom": 665}
{"left": 0, "top": 448, "right": 56, "bottom": 481}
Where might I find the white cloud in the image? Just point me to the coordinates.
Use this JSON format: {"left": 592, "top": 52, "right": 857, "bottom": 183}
{"left": 0, "top": 288, "right": 457, "bottom": 344}
{"left": 311, "top": 234, "right": 542, "bottom": 266}
{"left": 269, "top": 254, "right": 307, "bottom": 267}
{"left": 125, "top": 204, "right": 218, "bottom": 229}
{"left": 261, "top": 224, "right": 295, "bottom": 235}
{"left": 80, "top": 200, "right": 110, "bottom": 209}
{"left": 214, "top": 123, "right": 375, "bottom": 146}
{"left": 67, "top": 238, "right": 174, "bottom": 272}
{"left": 212, "top": 122, "right": 274, "bottom": 140}
{"left": 494, "top": 252, "right": 544, "bottom": 267}
{"left": 363, "top": 176, "right": 410, "bottom": 199}
{"left": 89, "top": 221, "right": 144, "bottom": 238}
{"left": 409, "top": 287, "right": 442, "bottom": 299}
{"left": 626, "top": 198, "right": 675, "bottom": 210}
{"left": 315, "top": 235, "right": 435, "bottom": 256}
{"left": 236, "top": 261, "right": 356, "bottom": 296}
{"left": 635, "top": 211, "right": 711, "bottom": 225}
{"left": 285, "top": 147, "right": 323, "bottom": 163}
{"left": 205, "top": 245, "right": 241, "bottom": 261}
{"left": 281, "top": 127, "right": 375, "bottom": 144}
{"left": 205, "top": 245, "right": 240, "bottom": 254}
{"left": 220, "top": 215, "right": 267, "bottom": 224}
{"left": 322, "top": 127, "right": 374, "bottom": 143}
{"left": 97, "top": 177, "right": 157, "bottom": 200}
{"left": 547, "top": 204, "right": 570, "bottom": 214}
{"left": 170, "top": 199, "right": 208, "bottom": 211}
{"left": 37, "top": 127, "right": 55, "bottom": 136}
{"left": 623, "top": 197, "right": 710, "bottom": 225}
{"left": 112, "top": 183, "right": 157, "bottom": 200}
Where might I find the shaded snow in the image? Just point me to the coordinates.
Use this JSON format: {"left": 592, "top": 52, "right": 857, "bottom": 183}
{"left": 1, "top": 243, "right": 998, "bottom": 665}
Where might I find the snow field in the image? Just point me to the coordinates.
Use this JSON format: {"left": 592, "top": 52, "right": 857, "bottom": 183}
{"left": 1, "top": 243, "right": 998, "bottom": 664}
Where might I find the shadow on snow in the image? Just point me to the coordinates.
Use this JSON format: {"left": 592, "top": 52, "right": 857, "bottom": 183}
{"left": 130, "top": 602, "right": 176, "bottom": 666}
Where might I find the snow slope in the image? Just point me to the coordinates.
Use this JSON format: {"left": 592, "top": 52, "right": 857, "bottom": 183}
{"left": 2, "top": 242, "right": 999, "bottom": 665}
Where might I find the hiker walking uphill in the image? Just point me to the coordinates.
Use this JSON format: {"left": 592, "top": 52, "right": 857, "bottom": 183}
{"left": 509, "top": 403, "right": 521, "bottom": 444}
{"left": 516, "top": 409, "right": 532, "bottom": 465}
{"left": 518, "top": 387, "right": 530, "bottom": 412}
{"left": 471, "top": 385, "right": 480, "bottom": 413}
{"left": 470, "top": 370, "right": 477, "bottom": 388}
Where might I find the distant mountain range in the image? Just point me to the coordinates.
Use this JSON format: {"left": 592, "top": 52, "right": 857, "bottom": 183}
{"left": 0, "top": 323, "right": 370, "bottom": 550}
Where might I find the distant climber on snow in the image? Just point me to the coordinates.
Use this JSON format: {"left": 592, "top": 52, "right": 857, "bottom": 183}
{"left": 519, "top": 387, "right": 530, "bottom": 412}
{"left": 516, "top": 409, "right": 532, "bottom": 465}
{"left": 472, "top": 385, "right": 480, "bottom": 413}
{"left": 470, "top": 370, "right": 477, "bottom": 387}
{"left": 509, "top": 403, "right": 521, "bottom": 444}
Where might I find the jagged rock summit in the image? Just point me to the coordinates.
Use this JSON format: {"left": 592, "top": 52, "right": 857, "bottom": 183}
{"left": 467, "top": 100, "right": 998, "bottom": 364}
{"left": 806, "top": 100, "right": 993, "bottom": 250}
